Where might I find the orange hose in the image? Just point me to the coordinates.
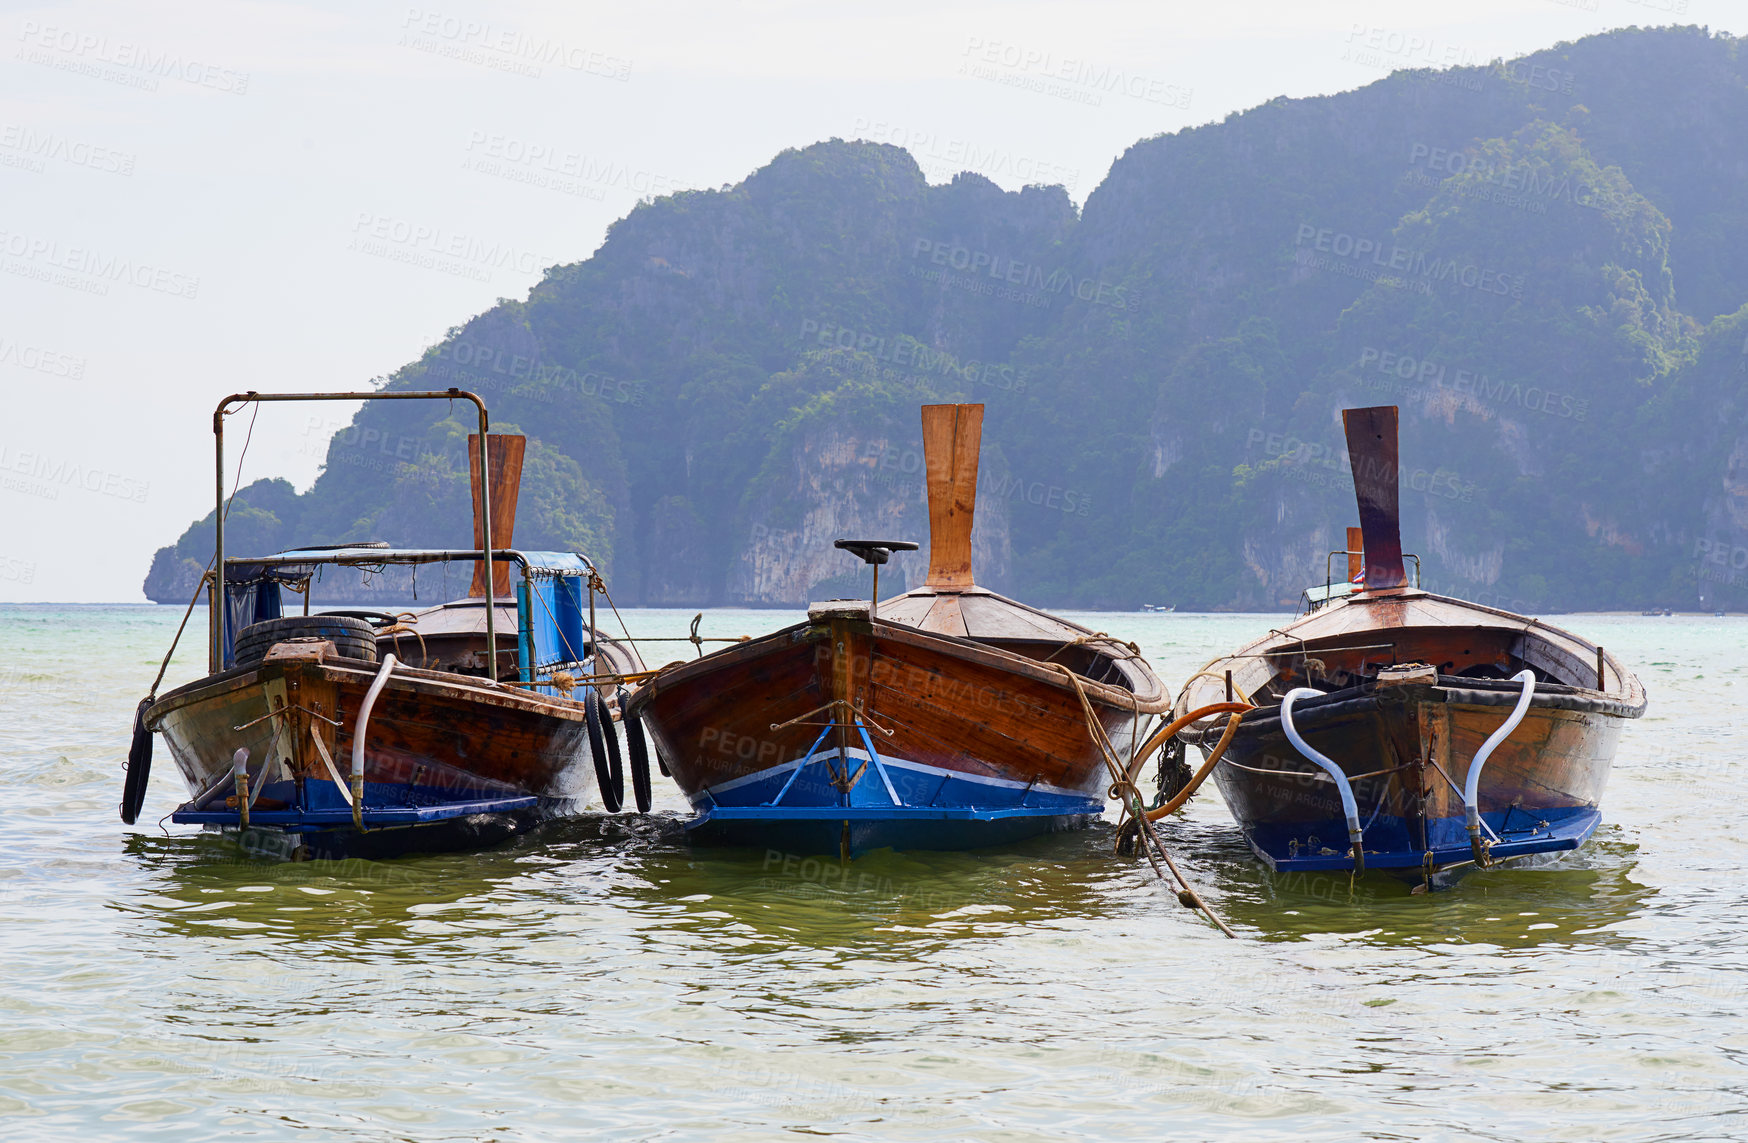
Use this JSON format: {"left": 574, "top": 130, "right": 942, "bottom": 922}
{"left": 1125, "top": 702, "right": 1254, "bottom": 784}
{"left": 1144, "top": 708, "right": 1245, "bottom": 821}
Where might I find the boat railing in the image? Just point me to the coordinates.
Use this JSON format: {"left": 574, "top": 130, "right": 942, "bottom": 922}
{"left": 1302, "top": 550, "right": 1421, "bottom": 615}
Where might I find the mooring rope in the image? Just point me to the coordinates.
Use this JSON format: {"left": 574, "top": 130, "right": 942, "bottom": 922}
{"left": 1049, "top": 663, "right": 1236, "bottom": 939}
{"left": 378, "top": 614, "right": 429, "bottom": 668}
{"left": 143, "top": 403, "right": 261, "bottom": 704}
{"left": 144, "top": 570, "right": 212, "bottom": 704}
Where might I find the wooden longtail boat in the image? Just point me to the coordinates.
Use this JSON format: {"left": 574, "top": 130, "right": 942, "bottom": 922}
{"left": 124, "top": 391, "right": 646, "bottom": 859}
{"left": 1172, "top": 406, "right": 1646, "bottom": 877}
{"left": 622, "top": 404, "right": 1170, "bottom": 857}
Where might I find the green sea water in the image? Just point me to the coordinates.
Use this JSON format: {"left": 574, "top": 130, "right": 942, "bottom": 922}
{"left": 1, "top": 605, "right": 1742, "bottom": 1140}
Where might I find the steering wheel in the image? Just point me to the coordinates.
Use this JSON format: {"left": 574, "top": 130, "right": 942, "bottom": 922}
{"left": 317, "top": 609, "right": 402, "bottom": 629}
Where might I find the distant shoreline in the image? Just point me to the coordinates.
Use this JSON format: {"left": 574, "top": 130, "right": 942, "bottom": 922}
{"left": 0, "top": 601, "right": 1734, "bottom": 617}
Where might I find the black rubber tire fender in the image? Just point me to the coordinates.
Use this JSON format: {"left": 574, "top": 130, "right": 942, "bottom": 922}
{"left": 234, "top": 615, "right": 378, "bottom": 669}
{"left": 121, "top": 696, "right": 154, "bottom": 824}
{"left": 585, "top": 687, "right": 623, "bottom": 812}
{"left": 621, "top": 693, "right": 654, "bottom": 813}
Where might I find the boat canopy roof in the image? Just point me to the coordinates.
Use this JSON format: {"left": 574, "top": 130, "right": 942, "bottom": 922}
{"left": 226, "top": 547, "right": 597, "bottom": 580}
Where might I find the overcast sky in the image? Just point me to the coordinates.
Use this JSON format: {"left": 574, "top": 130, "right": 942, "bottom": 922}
{"left": 1, "top": 0, "right": 1733, "bottom": 602}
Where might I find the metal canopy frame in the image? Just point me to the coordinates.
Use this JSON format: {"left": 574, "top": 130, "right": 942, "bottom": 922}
{"left": 211, "top": 389, "right": 497, "bottom": 678}
{"left": 229, "top": 548, "right": 592, "bottom": 572}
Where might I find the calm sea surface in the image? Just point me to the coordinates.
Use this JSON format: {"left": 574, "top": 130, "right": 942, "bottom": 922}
{"left": 1, "top": 604, "right": 1742, "bottom": 1140}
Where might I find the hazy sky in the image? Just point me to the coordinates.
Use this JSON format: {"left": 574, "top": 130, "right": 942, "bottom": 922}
{"left": 1, "top": 0, "right": 1734, "bottom": 602}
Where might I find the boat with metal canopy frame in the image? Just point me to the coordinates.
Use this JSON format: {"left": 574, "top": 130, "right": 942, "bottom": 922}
{"left": 122, "top": 390, "right": 649, "bottom": 858}
{"left": 1167, "top": 406, "right": 1646, "bottom": 880}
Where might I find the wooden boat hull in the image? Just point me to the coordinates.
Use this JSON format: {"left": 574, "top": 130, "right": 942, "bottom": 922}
{"left": 1175, "top": 408, "right": 1646, "bottom": 880}
{"left": 147, "top": 642, "right": 597, "bottom": 858}
{"left": 1207, "top": 676, "right": 1626, "bottom": 874}
{"left": 626, "top": 607, "right": 1147, "bottom": 856}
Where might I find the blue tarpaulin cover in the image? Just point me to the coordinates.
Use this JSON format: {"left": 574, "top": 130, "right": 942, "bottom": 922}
{"left": 221, "top": 563, "right": 312, "bottom": 668}
{"left": 515, "top": 553, "right": 594, "bottom": 695}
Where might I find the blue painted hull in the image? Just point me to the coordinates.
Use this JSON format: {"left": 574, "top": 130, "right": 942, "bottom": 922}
{"left": 1242, "top": 804, "right": 1602, "bottom": 872}
{"left": 683, "top": 741, "right": 1104, "bottom": 856}
{"left": 1206, "top": 681, "right": 1622, "bottom": 875}
{"left": 686, "top": 807, "right": 1099, "bottom": 856}
{"left": 629, "top": 605, "right": 1163, "bottom": 859}
{"left": 170, "top": 778, "right": 550, "bottom": 858}
{"left": 147, "top": 654, "right": 605, "bottom": 861}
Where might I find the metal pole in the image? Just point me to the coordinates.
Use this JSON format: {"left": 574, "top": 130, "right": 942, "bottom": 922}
{"left": 204, "top": 388, "right": 495, "bottom": 676}
{"left": 211, "top": 401, "right": 229, "bottom": 672}
{"left": 475, "top": 412, "right": 496, "bottom": 681}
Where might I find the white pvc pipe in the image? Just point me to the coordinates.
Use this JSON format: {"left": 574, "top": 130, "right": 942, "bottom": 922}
{"left": 1464, "top": 669, "right": 1537, "bottom": 837}
{"left": 231, "top": 746, "right": 251, "bottom": 828}
{"left": 1281, "top": 687, "right": 1365, "bottom": 868}
{"left": 351, "top": 654, "right": 399, "bottom": 782}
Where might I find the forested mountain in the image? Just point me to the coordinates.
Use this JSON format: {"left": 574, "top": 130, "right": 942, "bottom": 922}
{"left": 147, "top": 26, "right": 1748, "bottom": 612}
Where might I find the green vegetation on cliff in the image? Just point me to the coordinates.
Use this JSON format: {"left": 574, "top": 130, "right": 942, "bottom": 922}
{"left": 147, "top": 26, "right": 1748, "bottom": 611}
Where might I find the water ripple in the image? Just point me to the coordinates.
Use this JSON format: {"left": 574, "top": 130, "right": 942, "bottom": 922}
{"left": 0, "top": 605, "right": 1741, "bottom": 1139}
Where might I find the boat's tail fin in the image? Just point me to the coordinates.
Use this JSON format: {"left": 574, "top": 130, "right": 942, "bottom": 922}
{"left": 921, "top": 403, "right": 983, "bottom": 588}
{"left": 1341, "top": 407, "right": 1407, "bottom": 590}
{"left": 1346, "top": 526, "right": 1364, "bottom": 583}
{"left": 468, "top": 433, "right": 526, "bottom": 598}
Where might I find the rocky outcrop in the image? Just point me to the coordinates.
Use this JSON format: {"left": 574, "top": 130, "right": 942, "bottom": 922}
{"left": 146, "top": 29, "right": 1748, "bottom": 611}
{"left": 728, "top": 424, "right": 1011, "bottom": 604}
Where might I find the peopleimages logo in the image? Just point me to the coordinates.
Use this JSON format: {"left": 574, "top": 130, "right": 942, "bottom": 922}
{"left": 399, "top": 8, "right": 631, "bottom": 81}
{"left": 462, "top": 131, "right": 684, "bottom": 199}
{"left": 911, "top": 239, "right": 1131, "bottom": 310}
{"left": 0, "top": 445, "right": 149, "bottom": 503}
{"left": 1405, "top": 143, "right": 1627, "bottom": 215}
{"left": 797, "top": 319, "right": 1025, "bottom": 393}
{"left": 1343, "top": 24, "right": 1484, "bottom": 68}
{"left": 431, "top": 339, "right": 645, "bottom": 407}
{"left": 852, "top": 118, "right": 1080, "bottom": 191}
{"left": 349, "top": 213, "right": 553, "bottom": 281}
{"left": 15, "top": 21, "right": 250, "bottom": 93}
{"left": 0, "top": 125, "right": 135, "bottom": 175}
{"left": 1246, "top": 429, "right": 1477, "bottom": 503}
{"left": 960, "top": 37, "right": 1192, "bottom": 110}
{"left": 0, "top": 335, "right": 86, "bottom": 379}
{"left": 860, "top": 442, "right": 1092, "bottom": 517}
{"left": 1294, "top": 224, "right": 1524, "bottom": 299}
{"left": 0, "top": 228, "right": 200, "bottom": 299}
{"left": 1357, "top": 347, "right": 1589, "bottom": 421}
